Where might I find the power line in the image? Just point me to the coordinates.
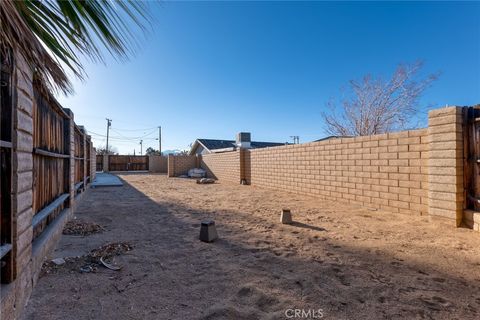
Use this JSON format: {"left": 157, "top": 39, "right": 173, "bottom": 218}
{"left": 89, "top": 130, "right": 157, "bottom": 141}
{"left": 90, "top": 119, "right": 165, "bottom": 154}
{"left": 110, "top": 128, "right": 157, "bottom": 140}
{"left": 110, "top": 126, "right": 157, "bottom": 132}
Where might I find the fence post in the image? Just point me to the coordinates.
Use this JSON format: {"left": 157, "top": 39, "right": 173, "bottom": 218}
{"left": 89, "top": 138, "right": 95, "bottom": 181}
{"left": 81, "top": 128, "right": 87, "bottom": 190}
{"left": 239, "top": 148, "right": 246, "bottom": 184}
{"left": 427, "top": 106, "right": 465, "bottom": 226}
{"left": 1, "top": 47, "right": 36, "bottom": 319}
{"left": 86, "top": 135, "right": 91, "bottom": 183}
{"left": 168, "top": 154, "right": 175, "bottom": 177}
{"left": 64, "top": 109, "right": 75, "bottom": 208}
{"left": 148, "top": 155, "right": 153, "bottom": 173}
{"left": 91, "top": 144, "right": 96, "bottom": 180}
{"left": 103, "top": 154, "right": 109, "bottom": 172}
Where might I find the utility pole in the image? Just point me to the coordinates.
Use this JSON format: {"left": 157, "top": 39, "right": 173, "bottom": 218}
{"left": 106, "top": 118, "right": 112, "bottom": 154}
{"left": 139, "top": 140, "right": 143, "bottom": 155}
{"left": 290, "top": 136, "right": 299, "bottom": 144}
{"left": 158, "top": 126, "right": 162, "bottom": 155}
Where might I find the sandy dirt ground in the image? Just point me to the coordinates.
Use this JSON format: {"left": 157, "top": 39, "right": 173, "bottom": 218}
{"left": 23, "top": 173, "right": 480, "bottom": 320}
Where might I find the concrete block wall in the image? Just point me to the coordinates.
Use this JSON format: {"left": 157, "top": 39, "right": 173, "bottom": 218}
{"left": 167, "top": 155, "right": 198, "bottom": 177}
{"left": 201, "top": 151, "right": 241, "bottom": 183}
{"left": 194, "top": 106, "right": 475, "bottom": 229}
{"left": 427, "top": 107, "right": 465, "bottom": 225}
{"left": 102, "top": 154, "right": 109, "bottom": 172}
{"left": 246, "top": 129, "right": 430, "bottom": 215}
{"left": 149, "top": 155, "right": 168, "bottom": 173}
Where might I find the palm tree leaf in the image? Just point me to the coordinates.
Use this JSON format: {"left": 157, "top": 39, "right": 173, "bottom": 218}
{"left": 0, "top": 0, "right": 73, "bottom": 93}
{"left": 0, "top": 0, "right": 152, "bottom": 94}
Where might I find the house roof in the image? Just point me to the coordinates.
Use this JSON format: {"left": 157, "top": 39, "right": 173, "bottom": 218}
{"left": 314, "top": 135, "right": 352, "bottom": 142}
{"left": 190, "top": 138, "right": 286, "bottom": 155}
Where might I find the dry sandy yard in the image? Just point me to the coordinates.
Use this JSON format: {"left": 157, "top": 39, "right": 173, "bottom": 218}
{"left": 23, "top": 173, "right": 480, "bottom": 320}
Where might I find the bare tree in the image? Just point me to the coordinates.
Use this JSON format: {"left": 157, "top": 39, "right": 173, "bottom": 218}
{"left": 322, "top": 62, "right": 439, "bottom": 136}
{"left": 95, "top": 145, "right": 118, "bottom": 155}
{"left": 145, "top": 147, "right": 161, "bottom": 156}
{"left": 178, "top": 150, "right": 189, "bottom": 156}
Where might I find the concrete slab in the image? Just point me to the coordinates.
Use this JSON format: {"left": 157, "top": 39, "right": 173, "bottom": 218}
{"left": 91, "top": 173, "right": 123, "bottom": 187}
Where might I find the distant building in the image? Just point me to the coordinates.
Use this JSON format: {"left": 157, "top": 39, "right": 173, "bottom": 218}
{"left": 189, "top": 132, "right": 286, "bottom": 155}
{"left": 314, "top": 135, "right": 352, "bottom": 142}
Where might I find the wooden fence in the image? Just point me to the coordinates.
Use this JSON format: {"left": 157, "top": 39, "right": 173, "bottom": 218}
{"left": 31, "top": 82, "right": 95, "bottom": 240}
{"left": 108, "top": 155, "right": 149, "bottom": 171}
{"left": 96, "top": 154, "right": 103, "bottom": 171}
{"left": 74, "top": 125, "right": 84, "bottom": 195}
{"left": 86, "top": 136, "right": 91, "bottom": 182}
{"left": 0, "top": 48, "right": 14, "bottom": 283}
{"left": 32, "top": 85, "right": 70, "bottom": 239}
{"left": 0, "top": 47, "right": 97, "bottom": 318}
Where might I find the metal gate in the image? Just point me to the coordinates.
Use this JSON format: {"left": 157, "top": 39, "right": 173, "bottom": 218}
{"left": 108, "top": 155, "right": 149, "bottom": 171}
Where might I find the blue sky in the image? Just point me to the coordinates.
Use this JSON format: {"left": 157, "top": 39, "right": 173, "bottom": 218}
{"left": 57, "top": 1, "right": 480, "bottom": 154}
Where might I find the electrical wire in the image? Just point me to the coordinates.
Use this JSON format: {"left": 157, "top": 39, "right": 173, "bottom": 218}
{"left": 109, "top": 126, "right": 157, "bottom": 132}
{"left": 110, "top": 128, "right": 157, "bottom": 140}
{"left": 87, "top": 122, "right": 161, "bottom": 154}
{"left": 89, "top": 130, "right": 154, "bottom": 139}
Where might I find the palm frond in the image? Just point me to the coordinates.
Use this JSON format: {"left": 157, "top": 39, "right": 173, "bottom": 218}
{"left": 0, "top": 0, "right": 152, "bottom": 94}
{"left": 1, "top": 0, "right": 72, "bottom": 93}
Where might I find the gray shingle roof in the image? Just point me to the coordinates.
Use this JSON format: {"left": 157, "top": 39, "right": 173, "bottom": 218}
{"left": 198, "top": 139, "right": 285, "bottom": 151}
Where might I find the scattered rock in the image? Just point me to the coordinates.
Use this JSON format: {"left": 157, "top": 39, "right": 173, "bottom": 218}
{"left": 80, "top": 265, "right": 96, "bottom": 273}
{"left": 51, "top": 258, "right": 65, "bottom": 266}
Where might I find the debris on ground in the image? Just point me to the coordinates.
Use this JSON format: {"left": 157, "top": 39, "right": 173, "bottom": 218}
{"left": 40, "top": 242, "right": 132, "bottom": 276}
{"left": 63, "top": 220, "right": 104, "bottom": 236}
{"left": 51, "top": 258, "right": 66, "bottom": 266}
{"left": 41, "top": 261, "right": 57, "bottom": 275}
{"left": 100, "top": 257, "right": 122, "bottom": 271}
{"left": 188, "top": 168, "right": 206, "bottom": 178}
{"left": 89, "top": 242, "right": 132, "bottom": 261}
{"left": 79, "top": 264, "right": 97, "bottom": 273}
{"left": 41, "top": 257, "right": 78, "bottom": 276}
{"left": 196, "top": 178, "right": 215, "bottom": 184}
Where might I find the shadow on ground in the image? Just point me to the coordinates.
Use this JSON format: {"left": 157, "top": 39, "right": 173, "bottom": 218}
{"left": 23, "top": 174, "right": 480, "bottom": 320}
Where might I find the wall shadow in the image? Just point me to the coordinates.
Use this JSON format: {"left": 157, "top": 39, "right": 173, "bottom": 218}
{"left": 23, "top": 175, "right": 480, "bottom": 320}
{"left": 199, "top": 162, "right": 218, "bottom": 180}
{"left": 290, "top": 221, "right": 327, "bottom": 232}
